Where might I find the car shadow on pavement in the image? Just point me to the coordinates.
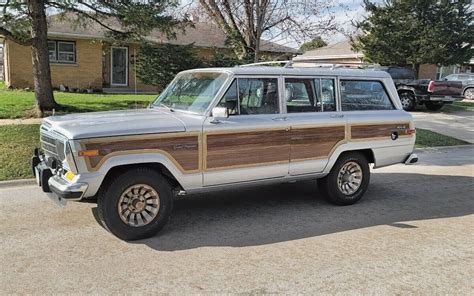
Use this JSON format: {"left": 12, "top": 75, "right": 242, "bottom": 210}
{"left": 121, "top": 172, "right": 474, "bottom": 251}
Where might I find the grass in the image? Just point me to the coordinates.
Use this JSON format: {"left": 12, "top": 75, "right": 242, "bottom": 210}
{"left": 0, "top": 125, "right": 469, "bottom": 181}
{"left": 415, "top": 128, "right": 469, "bottom": 148}
{"left": 443, "top": 100, "right": 474, "bottom": 112}
{"left": 0, "top": 82, "right": 157, "bottom": 119}
{"left": 0, "top": 124, "right": 40, "bottom": 181}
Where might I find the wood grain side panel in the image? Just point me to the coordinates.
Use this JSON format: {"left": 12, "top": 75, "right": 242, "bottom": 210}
{"left": 84, "top": 135, "right": 200, "bottom": 171}
{"left": 206, "top": 130, "right": 289, "bottom": 169}
{"left": 290, "top": 126, "right": 346, "bottom": 160}
{"left": 351, "top": 123, "right": 411, "bottom": 140}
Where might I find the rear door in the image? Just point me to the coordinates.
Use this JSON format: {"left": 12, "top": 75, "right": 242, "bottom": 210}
{"left": 283, "top": 76, "right": 346, "bottom": 175}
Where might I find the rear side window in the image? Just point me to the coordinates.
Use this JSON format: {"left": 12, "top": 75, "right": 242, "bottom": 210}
{"left": 340, "top": 80, "right": 394, "bottom": 111}
{"left": 285, "top": 78, "right": 336, "bottom": 113}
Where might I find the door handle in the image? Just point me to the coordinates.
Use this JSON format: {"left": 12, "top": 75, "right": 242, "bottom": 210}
{"left": 272, "top": 116, "right": 288, "bottom": 121}
{"left": 330, "top": 114, "right": 344, "bottom": 118}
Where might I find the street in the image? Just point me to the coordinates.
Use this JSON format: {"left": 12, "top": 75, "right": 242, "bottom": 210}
{"left": 1, "top": 146, "right": 473, "bottom": 294}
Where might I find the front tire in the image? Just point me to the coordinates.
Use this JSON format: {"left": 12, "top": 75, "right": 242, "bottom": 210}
{"left": 399, "top": 92, "right": 416, "bottom": 111}
{"left": 97, "top": 167, "right": 173, "bottom": 240}
{"left": 318, "top": 152, "right": 370, "bottom": 206}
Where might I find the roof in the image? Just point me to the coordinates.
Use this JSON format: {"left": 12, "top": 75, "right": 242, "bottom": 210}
{"left": 46, "top": 14, "right": 297, "bottom": 54}
{"left": 295, "top": 40, "right": 363, "bottom": 61}
{"left": 181, "top": 66, "right": 392, "bottom": 79}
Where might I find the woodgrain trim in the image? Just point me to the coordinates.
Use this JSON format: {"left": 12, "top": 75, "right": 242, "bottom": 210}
{"left": 79, "top": 132, "right": 201, "bottom": 173}
{"left": 205, "top": 129, "right": 290, "bottom": 171}
{"left": 290, "top": 126, "right": 346, "bottom": 161}
{"left": 350, "top": 122, "right": 412, "bottom": 140}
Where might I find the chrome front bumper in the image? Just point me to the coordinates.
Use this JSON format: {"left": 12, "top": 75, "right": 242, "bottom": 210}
{"left": 48, "top": 175, "right": 88, "bottom": 201}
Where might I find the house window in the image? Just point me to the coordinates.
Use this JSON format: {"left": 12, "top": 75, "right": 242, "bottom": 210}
{"left": 48, "top": 41, "right": 76, "bottom": 63}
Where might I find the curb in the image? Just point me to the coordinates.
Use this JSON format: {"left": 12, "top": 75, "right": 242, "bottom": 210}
{"left": 0, "top": 178, "right": 36, "bottom": 188}
{"left": 415, "top": 144, "right": 474, "bottom": 152}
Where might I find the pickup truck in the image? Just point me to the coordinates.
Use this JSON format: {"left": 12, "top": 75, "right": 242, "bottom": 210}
{"left": 378, "top": 66, "right": 464, "bottom": 111}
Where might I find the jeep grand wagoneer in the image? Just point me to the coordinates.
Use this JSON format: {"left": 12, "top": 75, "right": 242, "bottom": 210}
{"left": 33, "top": 64, "right": 418, "bottom": 240}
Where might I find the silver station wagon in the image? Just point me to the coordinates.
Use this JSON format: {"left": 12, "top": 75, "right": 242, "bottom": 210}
{"left": 33, "top": 63, "right": 418, "bottom": 240}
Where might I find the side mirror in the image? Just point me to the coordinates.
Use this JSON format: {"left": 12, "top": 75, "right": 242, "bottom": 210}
{"left": 212, "top": 107, "right": 228, "bottom": 119}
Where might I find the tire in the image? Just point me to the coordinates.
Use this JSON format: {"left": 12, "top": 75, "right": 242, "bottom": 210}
{"left": 399, "top": 92, "right": 416, "bottom": 111}
{"left": 318, "top": 152, "right": 370, "bottom": 206}
{"left": 425, "top": 102, "right": 444, "bottom": 111}
{"left": 464, "top": 88, "right": 474, "bottom": 100}
{"left": 97, "top": 167, "right": 173, "bottom": 240}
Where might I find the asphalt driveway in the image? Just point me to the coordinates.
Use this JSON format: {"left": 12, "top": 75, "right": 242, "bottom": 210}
{"left": 1, "top": 146, "right": 473, "bottom": 294}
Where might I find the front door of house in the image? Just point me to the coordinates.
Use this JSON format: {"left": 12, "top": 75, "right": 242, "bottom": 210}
{"left": 111, "top": 47, "right": 128, "bottom": 86}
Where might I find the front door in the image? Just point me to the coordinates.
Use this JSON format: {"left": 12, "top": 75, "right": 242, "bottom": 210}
{"left": 111, "top": 47, "right": 128, "bottom": 86}
{"left": 203, "top": 77, "right": 290, "bottom": 186}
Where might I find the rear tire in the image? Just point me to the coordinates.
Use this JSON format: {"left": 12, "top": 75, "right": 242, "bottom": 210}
{"left": 97, "top": 167, "right": 173, "bottom": 240}
{"left": 425, "top": 102, "right": 444, "bottom": 111}
{"left": 318, "top": 152, "right": 370, "bottom": 206}
{"left": 399, "top": 92, "right": 416, "bottom": 111}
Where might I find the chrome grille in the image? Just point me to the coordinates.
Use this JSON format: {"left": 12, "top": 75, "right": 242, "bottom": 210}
{"left": 40, "top": 133, "right": 59, "bottom": 158}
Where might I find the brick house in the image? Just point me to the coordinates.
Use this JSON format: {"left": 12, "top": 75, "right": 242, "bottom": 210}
{"left": 1, "top": 16, "right": 297, "bottom": 92}
{"left": 294, "top": 40, "right": 474, "bottom": 80}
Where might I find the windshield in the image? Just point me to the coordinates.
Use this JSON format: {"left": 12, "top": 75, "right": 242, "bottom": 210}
{"left": 152, "top": 72, "right": 229, "bottom": 114}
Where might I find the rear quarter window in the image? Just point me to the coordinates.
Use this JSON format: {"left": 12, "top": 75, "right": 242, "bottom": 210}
{"left": 340, "top": 80, "right": 395, "bottom": 111}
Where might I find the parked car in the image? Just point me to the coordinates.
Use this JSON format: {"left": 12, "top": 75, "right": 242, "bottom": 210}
{"left": 376, "top": 66, "right": 464, "bottom": 111}
{"left": 443, "top": 73, "right": 474, "bottom": 100}
{"left": 33, "top": 66, "right": 418, "bottom": 240}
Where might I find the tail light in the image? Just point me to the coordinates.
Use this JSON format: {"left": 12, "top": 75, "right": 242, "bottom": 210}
{"left": 427, "top": 81, "right": 435, "bottom": 92}
{"left": 406, "top": 128, "right": 416, "bottom": 135}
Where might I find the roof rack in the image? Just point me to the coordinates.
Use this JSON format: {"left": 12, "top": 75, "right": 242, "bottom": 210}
{"left": 238, "top": 60, "right": 381, "bottom": 69}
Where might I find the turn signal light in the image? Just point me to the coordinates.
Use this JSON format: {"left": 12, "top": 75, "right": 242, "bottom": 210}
{"left": 79, "top": 149, "right": 99, "bottom": 157}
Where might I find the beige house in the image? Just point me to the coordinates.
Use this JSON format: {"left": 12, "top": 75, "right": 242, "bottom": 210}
{"left": 295, "top": 40, "right": 473, "bottom": 80}
{"left": 1, "top": 17, "right": 297, "bottom": 92}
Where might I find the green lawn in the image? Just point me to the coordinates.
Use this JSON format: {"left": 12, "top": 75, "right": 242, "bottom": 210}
{"left": 443, "top": 101, "right": 474, "bottom": 112}
{"left": 415, "top": 128, "right": 469, "bottom": 148}
{"left": 0, "top": 83, "right": 157, "bottom": 119}
{"left": 0, "top": 125, "right": 469, "bottom": 181}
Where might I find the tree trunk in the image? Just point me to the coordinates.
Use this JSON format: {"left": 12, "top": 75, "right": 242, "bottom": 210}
{"left": 28, "top": 0, "right": 57, "bottom": 116}
{"left": 413, "top": 63, "right": 420, "bottom": 80}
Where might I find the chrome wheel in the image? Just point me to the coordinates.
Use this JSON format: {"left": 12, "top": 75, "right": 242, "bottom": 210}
{"left": 400, "top": 96, "right": 411, "bottom": 109}
{"left": 337, "top": 161, "right": 363, "bottom": 196}
{"left": 464, "top": 88, "right": 474, "bottom": 100}
{"left": 118, "top": 184, "right": 160, "bottom": 227}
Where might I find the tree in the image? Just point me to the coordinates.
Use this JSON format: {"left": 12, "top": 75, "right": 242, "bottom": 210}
{"left": 135, "top": 43, "right": 202, "bottom": 90}
{"left": 0, "top": 0, "right": 186, "bottom": 116}
{"left": 299, "top": 37, "right": 327, "bottom": 53}
{"left": 197, "top": 0, "right": 338, "bottom": 62}
{"left": 352, "top": 0, "right": 473, "bottom": 78}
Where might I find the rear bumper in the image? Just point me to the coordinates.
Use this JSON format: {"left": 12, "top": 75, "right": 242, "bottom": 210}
{"left": 405, "top": 153, "right": 418, "bottom": 165}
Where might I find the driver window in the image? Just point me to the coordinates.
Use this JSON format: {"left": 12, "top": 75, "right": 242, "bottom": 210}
{"left": 217, "top": 78, "right": 280, "bottom": 115}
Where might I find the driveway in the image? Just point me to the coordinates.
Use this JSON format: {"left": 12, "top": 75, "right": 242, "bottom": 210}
{"left": 412, "top": 110, "right": 474, "bottom": 143}
{"left": 1, "top": 146, "right": 473, "bottom": 294}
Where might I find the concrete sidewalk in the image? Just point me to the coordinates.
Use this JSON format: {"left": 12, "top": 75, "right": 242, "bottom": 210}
{"left": 0, "top": 118, "right": 42, "bottom": 126}
{"left": 412, "top": 111, "right": 474, "bottom": 143}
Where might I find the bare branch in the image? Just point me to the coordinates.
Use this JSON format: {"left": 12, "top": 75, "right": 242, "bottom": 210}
{"left": 0, "top": 27, "right": 34, "bottom": 46}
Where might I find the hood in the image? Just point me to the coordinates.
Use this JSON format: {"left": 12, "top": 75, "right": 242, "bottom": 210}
{"left": 43, "top": 109, "right": 186, "bottom": 139}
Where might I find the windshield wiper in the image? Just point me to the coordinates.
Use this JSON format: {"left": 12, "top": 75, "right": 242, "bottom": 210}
{"left": 158, "top": 103, "right": 175, "bottom": 112}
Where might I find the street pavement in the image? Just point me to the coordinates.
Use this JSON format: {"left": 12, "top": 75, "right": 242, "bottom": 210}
{"left": 1, "top": 146, "right": 473, "bottom": 294}
{"left": 412, "top": 111, "right": 474, "bottom": 143}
